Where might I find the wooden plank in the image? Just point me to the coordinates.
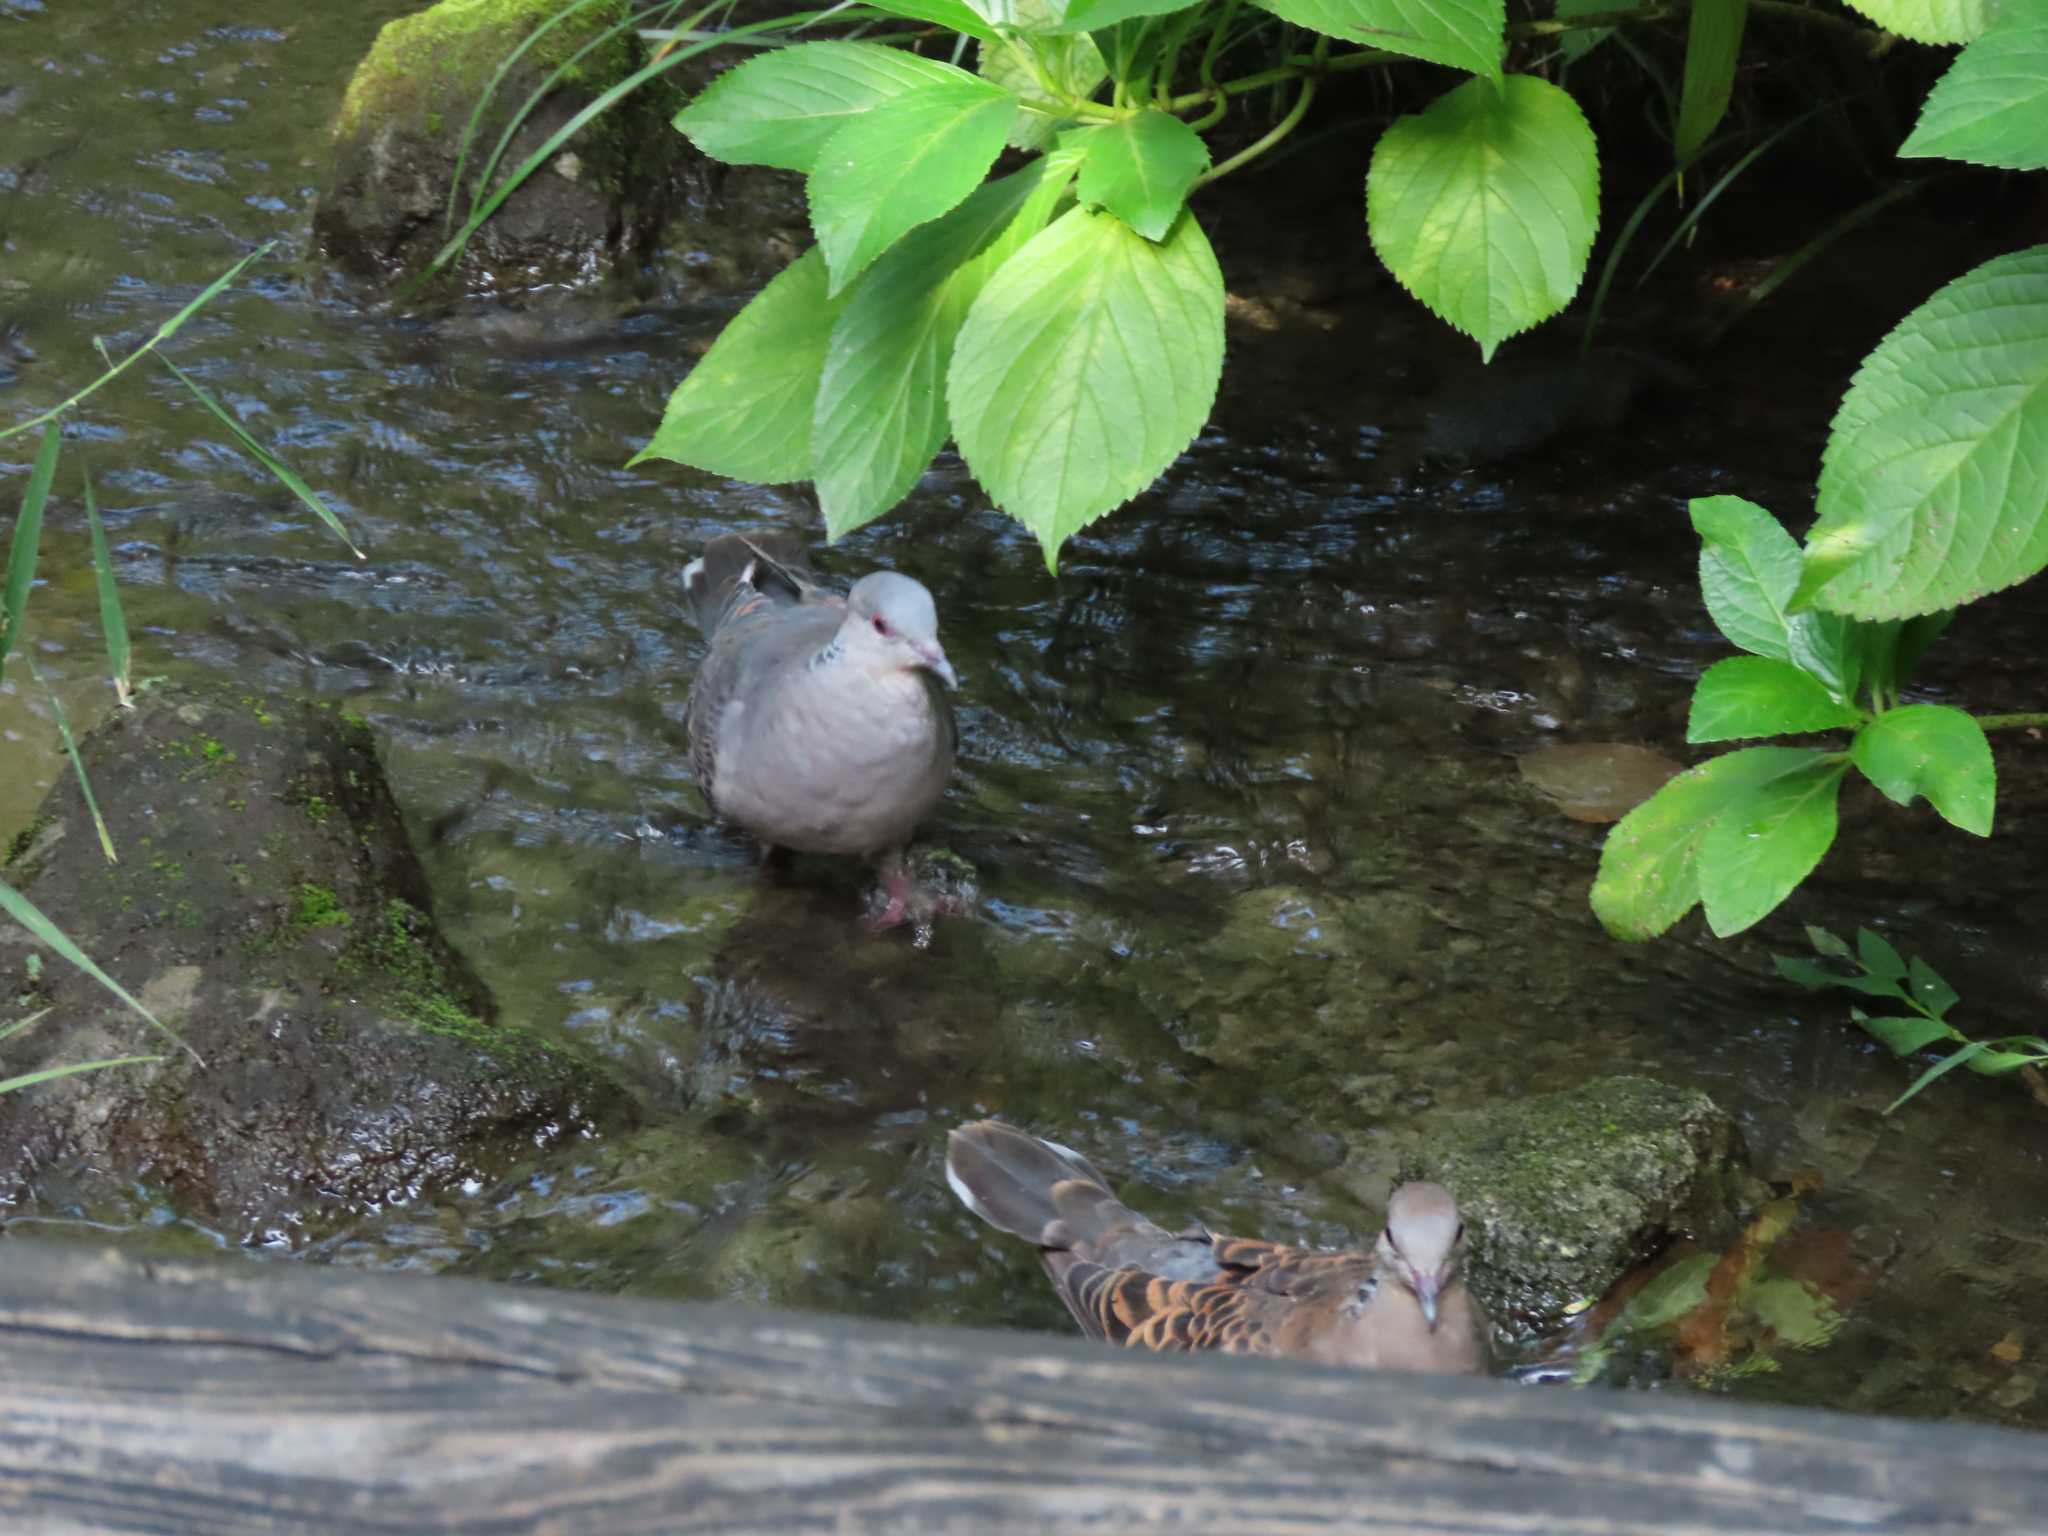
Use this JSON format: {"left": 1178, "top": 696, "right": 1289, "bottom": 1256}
{"left": 0, "top": 1238, "right": 2043, "bottom": 1533}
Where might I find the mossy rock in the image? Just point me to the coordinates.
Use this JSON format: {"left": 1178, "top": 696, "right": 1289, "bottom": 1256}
{"left": 313, "top": 0, "right": 686, "bottom": 291}
{"left": 0, "top": 682, "right": 628, "bottom": 1243}
{"left": 1400, "top": 1075, "right": 1764, "bottom": 1327}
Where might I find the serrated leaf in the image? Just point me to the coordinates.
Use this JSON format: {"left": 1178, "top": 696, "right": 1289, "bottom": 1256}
{"left": 1842, "top": 0, "right": 1995, "bottom": 45}
{"left": 813, "top": 166, "right": 1060, "bottom": 539}
{"left": 1806, "top": 924, "right": 1853, "bottom": 959}
{"left": 1073, "top": 110, "right": 1210, "bottom": 241}
{"left": 1690, "top": 496, "right": 1858, "bottom": 701}
{"left": 1676, "top": 0, "right": 1748, "bottom": 165}
{"left": 1851, "top": 703, "right": 1995, "bottom": 834}
{"left": 629, "top": 248, "right": 848, "bottom": 483}
{"left": 1908, "top": 953, "right": 1959, "bottom": 1019}
{"left": 949, "top": 205, "right": 1223, "bottom": 570}
{"left": 1901, "top": 0, "right": 2048, "bottom": 169}
{"left": 675, "top": 42, "right": 969, "bottom": 172}
{"left": 979, "top": 32, "right": 1105, "bottom": 149}
{"left": 864, "top": 0, "right": 1002, "bottom": 40}
{"left": 1855, "top": 926, "right": 1907, "bottom": 982}
{"left": 1698, "top": 754, "right": 1847, "bottom": 937}
{"left": 1801, "top": 247, "right": 2048, "bottom": 619}
{"left": 810, "top": 74, "right": 1017, "bottom": 294}
{"left": 1859, "top": 1015, "right": 1954, "bottom": 1056}
{"left": 1254, "top": 0, "right": 1506, "bottom": 79}
{"left": 1688, "top": 657, "right": 1865, "bottom": 743}
{"left": 1593, "top": 746, "right": 1834, "bottom": 941}
{"left": 1367, "top": 74, "right": 1598, "bottom": 361}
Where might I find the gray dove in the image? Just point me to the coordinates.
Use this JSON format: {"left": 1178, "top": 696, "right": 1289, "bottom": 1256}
{"left": 682, "top": 532, "right": 957, "bottom": 926}
{"left": 947, "top": 1120, "right": 1492, "bottom": 1374}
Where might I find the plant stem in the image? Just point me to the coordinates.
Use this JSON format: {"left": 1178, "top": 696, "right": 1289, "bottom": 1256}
{"left": 1977, "top": 713, "right": 2048, "bottom": 731}
{"left": 1197, "top": 37, "right": 1323, "bottom": 187}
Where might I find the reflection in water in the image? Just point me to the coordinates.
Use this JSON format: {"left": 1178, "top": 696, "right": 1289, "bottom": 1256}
{"left": 1, "top": 0, "right": 2045, "bottom": 1431}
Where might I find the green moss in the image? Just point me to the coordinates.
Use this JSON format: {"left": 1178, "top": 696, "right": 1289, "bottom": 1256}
{"left": 291, "top": 883, "right": 352, "bottom": 930}
{"left": 4, "top": 811, "right": 53, "bottom": 870}
{"left": 242, "top": 695, "right": 276, "bottom": 727}
{"left": 334, "top": 0, "right": 640, "bottom": 144}
{"left": 162, "top": 733, "right": 237, "bottom": 779}
{"left": 147, "top": 858, "right": 186, "bottom": 881}
{"left": 303, "top": 794, "right": 333, "bottom": 826}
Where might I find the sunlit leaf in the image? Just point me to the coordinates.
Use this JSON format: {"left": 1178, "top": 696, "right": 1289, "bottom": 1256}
{"left": 1074, "top": 110, "right": 1210, "bottom": 241}
{"left": 1697, "top": 753, "right": 1848, "bottom": 937}
{"left": 1902, "top": 0, "right": 2048, "bottom": 169}
{"left": 1841, "top": 0, "right": 1995, "bottom": 45}
{"left": 1254, "top": 0, "right": 1506, "bottom": 79}
{"left": 674, "top": 42, "right": 970, "bottom": 171}
{"left": 1687, "top": 657, "right": 1864, "bottom": 743}
{"left": 1850, "top": 704, "right": 1995, "bottom": 835}
{"left": 1368, "top": 74, "right": 1599, "bottom": 361}
{"left": 1689, "top": 496, "right": 1857, "bottom": 701}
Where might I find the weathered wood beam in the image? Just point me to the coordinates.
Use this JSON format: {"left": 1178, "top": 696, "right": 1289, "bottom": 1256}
{"left": 1, "top": 1238, "right": 2042, "bottom": 1533}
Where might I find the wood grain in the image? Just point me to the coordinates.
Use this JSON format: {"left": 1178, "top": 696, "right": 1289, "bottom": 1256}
{"left": 1, "top": 1238, "right": 2042, "bottom": 1533}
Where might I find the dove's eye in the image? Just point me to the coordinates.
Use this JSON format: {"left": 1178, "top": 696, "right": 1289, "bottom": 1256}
{"left": 873, "top": 615, "right": 893, "bottom": 637}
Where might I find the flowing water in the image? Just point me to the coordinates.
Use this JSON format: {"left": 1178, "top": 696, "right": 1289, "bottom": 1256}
{"left": 4, "top": 0, "right": 2046, "bottom": 1430}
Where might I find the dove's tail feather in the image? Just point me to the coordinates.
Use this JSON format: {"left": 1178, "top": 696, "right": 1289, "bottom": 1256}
{"left": 947, "top": 1120, "right": 1152, "bottom": 1254}
{"left": 681, "top": 531, "right": 815, "bottom": 638}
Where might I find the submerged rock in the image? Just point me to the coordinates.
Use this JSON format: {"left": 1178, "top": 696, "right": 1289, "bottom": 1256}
{"left": 1419, "top": 347, "right": 1699, "bottom": 467}
{"left": 0, "top": 683, "right": 624, "bottom": 1243}
{"left": 313, "top": 0, "right": 687, "bottom": 292}
{"left": 1401, "top": 1075, "right": 1762, "bottom": 1325}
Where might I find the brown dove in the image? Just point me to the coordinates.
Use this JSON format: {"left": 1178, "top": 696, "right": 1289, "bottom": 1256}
{"left": 682, "top": 532, "right": 956, "bottom": 926}
{"left": 946, "top": 1120, "right": 1491, "bottom": 1374}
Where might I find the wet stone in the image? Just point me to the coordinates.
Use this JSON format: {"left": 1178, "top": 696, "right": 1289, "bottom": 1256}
{"left": 0, "top": 682, "right": 626, "bottom": 1244}
{"left": 1401, "top": 1075, "right": 1764, "bottom": 1327}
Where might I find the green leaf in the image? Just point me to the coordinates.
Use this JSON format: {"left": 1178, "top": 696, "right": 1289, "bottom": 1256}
{"left": 949, "top": 205, "right": 1224, "bottom": 570}
{"left": 1902, "top": 0, "right": 2048, "bottom": 169}
{"left": 1366, "top": 74, "right": 1599, "bottom": 361}
{"left": 979, "top": 33, "right": 1105, "bottom": 150}
{"left": 1555, "top": 0, "right": 1642, "bottom": 63}
{"left": 674, "top": 42, "right": 970, "bottom": 172}
{"left": 1966, "top": 1044, "right": 2048, "bottom": 1073}
{"left": 155, "top": 354, "right": 363, "bottom": 559}
{"left": 809, "top": 73, "right": 1017, "bottom": 294}
{"left": 1850, "top": 704, "right": 1995, "bottom": 835}
{"left": 1859, "top": 1015, "right": 1955, "bottom": 1056}
{"left": 1856, "top": 927, "right": 1907, "bottom": 982}
{"left": 813, "top": 165, "right": 1064, "bottom": 539}
{"left": 1908, "top": 953, "right": 1959, "bottom": 1019}
{"left": 1697, "top": 754, "right": 1847, "bottom": 937}
{"left": 1773, "top": 953, "right": 1903, "bottom": 997}
{"left": 1841, "top": 0, "right": 1995, "bottom": 45}
{"left": 1889, "top": 1039, "right": 1990, "bottom": 1109}
{"left": 1892, "top": 610, "right": 1954, "bottom": 690}
{"left": 1675, "top": 0, "right": 1748, "bottom": 165}
{"left": 1687, "top": 657, "right": 1864, "bottom": 744}
{"left": 0, "top": 1055, "right": 164, "bottom": 1097}
{"left": 630, "top": 248, "right": 849, "bottom": 483}
{"left": 0, "top": 420, "right": 59, "bottom": 685}
{"left": 863, "top": 0, "right": 1002, "bottom": 41}
{"left": 1689, "top": 496, "right": 1857, "bottom": 701}
{"left": 83, "top": 470, "right": 132, "bottom": 708}
{"left": 1073, "top": 110, "right": 1210, "bottom": 241}
{"left": 1806, "top": 924, "right": 1852, "bottom": 960}
{"left": 1253, "top": 0, "right": 1506, "bottom": 80}
{"left": 1054, "top": 0, "right": 1203, "bottom": 28}
{"left": 1801, "top": 247, "right": 2048, "bottom": 619}
{"left": 1593, "top": 746, "right": 1835, "bottom": 941}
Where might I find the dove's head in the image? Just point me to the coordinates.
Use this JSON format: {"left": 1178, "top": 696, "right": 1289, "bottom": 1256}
{"left": 844, "top": 571, "right": 957, "bottom": 687}
{"left": 1375, "top": 1182, "right": 1467, "bottom": 1333}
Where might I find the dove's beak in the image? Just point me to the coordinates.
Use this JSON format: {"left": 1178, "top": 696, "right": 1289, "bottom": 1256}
{"left": 918, "top": 643, "right": 958, "bottom": 688}
{"left": 1416, "top": 1276, "right": 1443, "bottom": 1332}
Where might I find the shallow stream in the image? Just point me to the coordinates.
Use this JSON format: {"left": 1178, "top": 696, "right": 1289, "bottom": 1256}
{"left": 3, "top": 0, "right": 2045, "bottom": 1429}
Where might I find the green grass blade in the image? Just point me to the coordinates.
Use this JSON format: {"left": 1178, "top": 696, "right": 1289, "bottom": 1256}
{"left": 0, "top": 876, "right": 204, "bottom": 1065}
{"left": 446, "top": 0, "right": 624, "bottom": 236}
{"left": 467, "top": 0, "right": 711, "bottom": 223}
{"left": 24, "top": 652, "right": 116, "bottom": 864}
{"left": 83, "top": 468, "right": 133, "bottom": 708}
{"left": 408, "top": 10, "right": 827, "bottom": 295}
{"left": 0, "top": 242, "right": 274, "bottom": 445}
{"left": 0, "top": 1055, "right": 163, "bottom": 1096}
{"left": 0, "top": 1007, "right": 53, "bottom": 1044}
{"left": 1, "top": 420, "right": 60, "bottom": 683}
{"left": 150, "top": 353, "right": 365, "bottom": 560}
{"left": 1635, "top": 108, "right": 1821, "bottom": 291}
{"left": 1887, "top": 1039, "right": 1988, "bottom": 1112}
